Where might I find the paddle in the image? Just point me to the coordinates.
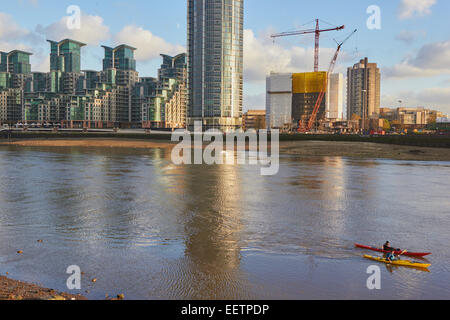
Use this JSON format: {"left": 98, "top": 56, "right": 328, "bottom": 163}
{"left": 398, "top": 249, "right": 408, "bottom": 256}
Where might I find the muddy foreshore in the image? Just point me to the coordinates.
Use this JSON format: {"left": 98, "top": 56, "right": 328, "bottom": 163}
{"left": 0, "top": 275, "right": 86, "bottom": 300}
{"left": 1, "top": 138, "right": 450, "bottom": 161}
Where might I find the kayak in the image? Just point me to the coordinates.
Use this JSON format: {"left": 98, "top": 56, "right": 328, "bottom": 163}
{"left": 364, "top": 255, "right": 431, "bottom": 269}
{"left": 355, "top": 243, "right": 431, "bottom": 257}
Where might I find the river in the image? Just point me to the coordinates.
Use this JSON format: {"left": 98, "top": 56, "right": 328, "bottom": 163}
{"left": 0, "top": 145, "right": 449, "bottom": 299}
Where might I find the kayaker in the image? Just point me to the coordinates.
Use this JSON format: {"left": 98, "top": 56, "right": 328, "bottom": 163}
{"left": 383, "top": 241, "right": 399, "bottom": 252}
{"left": 385, "top": 250, "right": 397, "bottom": 262}
{"left": 386, "top": 249, "right": 408, "bottom": 262}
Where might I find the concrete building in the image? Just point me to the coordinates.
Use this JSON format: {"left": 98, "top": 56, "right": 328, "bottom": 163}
{"left": 242, "top": 110, "right": 266, "bottom": 131}
{"left": 292, "top": 72, "right": 328, "bottom": 129}
{"left": 0, "top": 88, "right": 23, "bottom": 123}
{"left": 347, "top": 58, "right": 380, "bottom": 121}
{"left": 326, "top": 73, "right": 344, "bottom": 120}
{"left": 266, "top": 73, "right": 292, "bottom": 129}
{"left": 187, "top": 0, "right": 244, "bottom": 130}
{"left": 0, "top": 50, "right": 32, "bottom": 74}
{"left": 266, "top": 71, "right": 341, "bottom": 129}
{"left": 380, "top": 107, "right": 446, "bottom": 130}
{"left": 136, "top": 54, "right": 187, "bottom": 129}
{"left": 159, "top": 54, "right": 187, "bottom": 129}
{"left": 1, "top": 39, "right": 188, "bottom": 129}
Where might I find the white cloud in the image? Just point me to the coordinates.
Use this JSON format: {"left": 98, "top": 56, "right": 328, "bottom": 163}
{"left": 384, "top": 40, "right": 450, "bottom": 78}
{"left": 411, "top": 40, "right": 450, "bottom": 69}
{"left": 114, "top": 25, "right": 184, "bottom": 61}
{"left": 417, "top": 88, "right": 450, "bottom": 111}
{"left": 398, "top": 0, "right": 436, "bottom": 19}
{"left": 0, "top": 12, "right": 30, "bottom": 41}
{"left": 383, "top": 63, "right": 442, "bottom": 78}
{"left": 243, "top": 92, "right": 265, "bottom": 111}
{"left": 395, "top": 30, "right": 426, "bottom": 44}
{"left": 36, "top": 14, "right": 110, "bottom": 45}
{"left": 382, "top": 87, "right": 450, "bottom": 114}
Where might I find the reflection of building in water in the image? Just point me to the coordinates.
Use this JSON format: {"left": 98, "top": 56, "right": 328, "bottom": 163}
{"left": 184, "top": 164, "right": 242, "bottom": 269}
{"left": 179, "top": 164, "right": 245, "bottom": 298}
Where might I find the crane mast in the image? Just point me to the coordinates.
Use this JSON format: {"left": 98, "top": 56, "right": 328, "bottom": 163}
{"left": 271, "top": 19, "right": 344, "bottom": 72}
{"left": 301, "top": 29, "right": 358, "bottom": 132}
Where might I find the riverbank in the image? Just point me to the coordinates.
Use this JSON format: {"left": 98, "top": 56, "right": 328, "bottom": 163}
{"left": 280, "top": 140, "right": 450, "bottom": 161}
{"left": 2, "top": 131, "right": 450, "bottom": 148}
{"left": 0, "top": 138, "right": 175, "bottom": 149}
{"left": 1, "top": 138, "right": 450, "bottom": 161}
{"left": 0, "top": 275, "right": 86, "bottom": 300}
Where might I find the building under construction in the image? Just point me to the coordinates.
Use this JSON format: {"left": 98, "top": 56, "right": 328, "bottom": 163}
{"left": 292, "top": 72, "right": 327, "bottom": 129}
{"left": 266, "top": 71, "right": 341, "bottom": 130}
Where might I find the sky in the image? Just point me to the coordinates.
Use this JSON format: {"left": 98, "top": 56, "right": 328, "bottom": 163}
{"left": 1, "top": 0, "right": 450, "bottom": 114}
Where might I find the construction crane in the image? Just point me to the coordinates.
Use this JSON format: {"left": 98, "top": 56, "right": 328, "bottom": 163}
{"left": 271, "top": 19, "right": 345, "bottom": 72}
{"left": 300, "top": 29, "right": 358, "bottom": 133}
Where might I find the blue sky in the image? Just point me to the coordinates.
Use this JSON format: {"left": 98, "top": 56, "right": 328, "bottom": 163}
{"left": 1, "top": 0, "right": 450, "bottom": 113}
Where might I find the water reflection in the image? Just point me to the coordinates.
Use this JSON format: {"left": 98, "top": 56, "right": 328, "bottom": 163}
{"left": 0, "top": 146, "right": 449, "bottom": 299}
{"left": 175, "top": 164, "right": 247, "bottom": 299}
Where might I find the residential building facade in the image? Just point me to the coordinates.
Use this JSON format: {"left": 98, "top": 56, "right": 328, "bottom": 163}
{"left": 347, "top": 58, "right": 381, "bottom": 121}
{"left": 187, "top": 0, "right": 244, "bottom": 130}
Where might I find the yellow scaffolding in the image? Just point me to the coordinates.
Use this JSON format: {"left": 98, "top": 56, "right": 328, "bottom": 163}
{"left": 292, "top": 72, "right": 327, "bottom": 94}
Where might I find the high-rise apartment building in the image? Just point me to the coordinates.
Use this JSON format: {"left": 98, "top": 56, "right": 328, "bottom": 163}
{"left": 48, "top": 39, "right": 85, "bottom": 73}
{"left": 102, "top": 45, "right": 137, "bottom": 71}
{"left": 266, "top": 73, "right": 292, "bottom": 129}
{"left": 187, "top": 0, "right": 244, "bottom": 130}
{"left": 347, "top": 58, "right": 381, "bottom": 121}
{"left": 0, "top": 50, "right": 32, "bottom": 74}
{"left": 1, "top": 38, "right": 188, "bottom": 129}
{"left": 326, "top": 73, "right": 344, "bottom": 120}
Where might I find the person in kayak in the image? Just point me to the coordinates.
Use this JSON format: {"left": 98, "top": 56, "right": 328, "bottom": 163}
{"left": 385, "top": 249, "right": 408, "bottom": 262}
{"left": 385, "top": 250, "right": 398, "bottom": 262}
{"left": 383, "top": 241, "right": 400, "bottom": 252}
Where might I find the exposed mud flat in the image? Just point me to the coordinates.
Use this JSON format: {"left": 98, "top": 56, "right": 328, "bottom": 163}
{"left": 0, "top": 275, "right": 86, "bottom": 300}
{"left": 279, "top": 140, "right": 450, "bottom": 161}
{"left": 1, "top": 138, "right": 450, "bottom": 161}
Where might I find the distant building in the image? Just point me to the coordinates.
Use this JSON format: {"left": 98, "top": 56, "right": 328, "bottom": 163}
{"left": 0, "top": 50, "right": 32, "bottom": 74}
{"left": 0, "top": 50, "right": 32, "bottom": 91}
{"left": 187, "top": 0, "right": 244, "bottom": 130}
{"left": 380, "top": 107, "right": 447, "bottom": 129}
{"left": 397, "top": 107, "right": 428, "bottom": 126}
{"left": 0, "top": 88, "right": 22, "bottom": 122}
{"left": 266, "top": 71, "right": 341, "bottom": 129}
{"left": 292, "top": 72, "right": 327, "bottom": 129}
{"left": 137, "top": 54, "right": 187, "bottom": 129}
{"left": 0, "top": 38, "right": 188, "bottom": 129}
{"left": 48, "top": 39, "right": 85, "bottom": 73}
{"left": 437, "top": 116, "right": 450, "bottom": 123}
{"left": 242, "top": 110, "right": 266, "bottom": 131}
{"left": 379, "top": 107, "right": 396, "bottom": 121}
{"left": 0, "top": 50, "right": 32, "bottom": 122}
{"left": 347, "top": 58, "right": 380, "bottom": 121}
{"left": 326, "top": 73, "right": 344, "bottom": 120}
{"left": 266, "top": 73, "right": 292, "bottom": 129}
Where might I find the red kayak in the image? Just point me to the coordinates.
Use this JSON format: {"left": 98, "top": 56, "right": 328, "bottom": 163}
{"left": 355, "top": 243, "right": 431, "bottom": 257}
